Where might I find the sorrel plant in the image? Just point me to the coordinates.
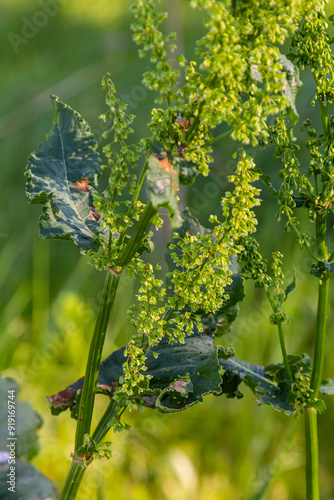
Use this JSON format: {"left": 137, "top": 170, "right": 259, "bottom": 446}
{"left": 24, "top": 1, "right": 334, "bottom": 498}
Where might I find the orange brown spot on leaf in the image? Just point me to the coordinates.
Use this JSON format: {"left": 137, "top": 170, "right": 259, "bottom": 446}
{"left": 74, "top": 176, "right": 90, "bottom": 191}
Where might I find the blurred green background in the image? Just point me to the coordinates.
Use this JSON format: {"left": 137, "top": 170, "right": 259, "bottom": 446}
{"left": 2, "top": 1, "right": 334, "bottom": 498}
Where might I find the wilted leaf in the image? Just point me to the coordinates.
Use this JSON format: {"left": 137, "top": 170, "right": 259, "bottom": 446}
{"left": 25, "top": 95, "right": 103, "bottom": 252}
{"left": 147, "top": 153, "right": 182, "bottom": 227}
{"left": 219, "top": 357, "right": 296, "bottom": 415}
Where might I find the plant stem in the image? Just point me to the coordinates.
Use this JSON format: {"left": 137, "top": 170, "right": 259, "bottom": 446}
{"left": 310, "top": 272, "right": 329, "bottom": 397}
{"left": 117, "top": 201, "right": 158, "bottom": 268}
{"left": 92, "top": 399, "right": 119, "bottom": 444}
{"left": 60, "top": 401, "right": 124, "bottom": 499}
{"left": 305, "top": 407, "right": 319, "bottom": 500}
{"left": 265, "top": 290, "right": 293, "bottom": 381}
{"left": 59, "top": 271, "right": 120, "bottom": 500}
{"left": 75, "top": 271, "right": 120, "bottom": 451}
{"left": 117, "top": 159, "right": 150, "bottom": 248}
{"left": 277, "top": 318, "right": 293, "bottom": 381}
{"left": 127, "top": 160, "right": 149, "bottom": 219}
{"left": 310, "top": 211, "right": 328, "bottom": 398}
{"left": 304, "top": 84, "right": 330, "bottom": 500}
{"left": 204, "top": 128, "right": 233, "bottom": 147}
{"left": 59, "top": 460, "right": 87, "bottom": 500}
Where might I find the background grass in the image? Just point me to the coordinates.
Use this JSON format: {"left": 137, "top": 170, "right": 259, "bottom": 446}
{"left": 2, "top": 1, "right": 334, "bottom": 498}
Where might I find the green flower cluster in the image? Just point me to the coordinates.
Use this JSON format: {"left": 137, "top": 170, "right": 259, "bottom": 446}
{"left": 113, "top": 0, "right": 329, "bottom": 400}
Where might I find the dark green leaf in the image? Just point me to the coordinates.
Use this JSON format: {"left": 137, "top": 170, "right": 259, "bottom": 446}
{"left": 219, "top": 370, "right": 244, "bottom": 399}
{"left": 219, "top": 357, "right": 296, "bottom": 415}
{"left": 0, "top": 376, "right": 42, "bottom": 460}
{"left": 146, "top": 154, "right": 182, "bottom": 227}
{"left": 25, "top": 95, "right": 103, "bottom": 253}
{"left": 47, "top": 334, "right": 226, "bottom": 415}
{"left": 147, "top": 335, "right": 223, "bottom": 412}
{"left": 0, "top": 461, "right": 58, "bottom": 500}
{"left": 320, "top": 378, "right": 334, "bottom": 395}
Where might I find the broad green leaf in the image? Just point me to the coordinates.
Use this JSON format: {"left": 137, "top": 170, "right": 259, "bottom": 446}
{"left": 219, "top": 357, "right": 296, "bottom": 415}
{"left": 25, "top": 95, "right": 103, "bottom": 253}
{"left": 0, "top": 376, "right": 42, "bottom": 460}
{"left": 47, "top": 334, "right": 225, "bottom": 415}
{"left": 320, "top": 378, "right": 334, "bottom": 395}
{"left": 147, "top": 154, "right": 182, "bottom": 227}
{"left": 165, "top": 209, "right": 244, "bottom": 335}
{"left": 146, "top": 335, "right": 223, "bottom": 412}
{"left": 0, "top": 461, "right": 58, "bottom": 500}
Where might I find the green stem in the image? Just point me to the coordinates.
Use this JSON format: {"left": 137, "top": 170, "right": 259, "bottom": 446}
{"left": 186, "top": 100, "right": 205, "bottom": 142}
{"left": 59, "top": 459, "right": 87, "bottom": 500}
{"left": 305, "top": 407, "right": 319, "bottom": 500}
{"left": 92, "top": 400, "right": 119, "bottom": 444}
{"left": 304, "top": 215, "right": 328, "bottom": 500}
{"left": 318, "top": 100, "right": 329, "bottom": 139}
{"left": 127, "top": 160, "right": 149, "bottom": 218}
{"left": 277, "top": 318, "right": 293, "bottom": 381}
{"left": 60, "top": 401, "right": 124, "bottom": 500}
{"left": 117, "top": 159, "right": 150, "bottom": 249}
{"left": 265, "top": 290, "right": 293, "bottom": 381}
{"left": 311, "top": 211, "right": 329, "bottom": 398}
{"left": 204, "top": 128, "right": 233, "bottom": 147}
{"left": 75, "top": 271, "right": 120, "bottom": 451}
{"left": 310, "top": 272, "right": 329, "bottom": 397}
{"left": 117, "top": 201, "right": 158, "bottom": 268}
{"left": 289, "top": 220, "right": 318, "bottom": 262}
{"left": 304, "top": 82, "right": 330, "bottom": 500}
